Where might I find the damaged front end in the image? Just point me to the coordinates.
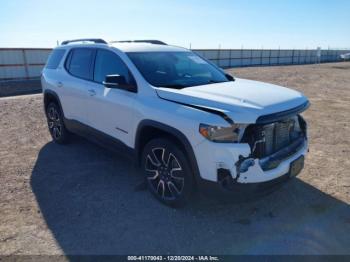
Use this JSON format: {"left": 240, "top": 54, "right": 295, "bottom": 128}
{"left": 216, "top": 114, "right": 308, "bottom": 191}
{"left": 242, "top": 115, "right": 307, "bottom": 170}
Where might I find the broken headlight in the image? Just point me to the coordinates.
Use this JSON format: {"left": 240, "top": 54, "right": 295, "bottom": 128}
{"left": 199, "top": 123, "right": 245, "bottom": 143}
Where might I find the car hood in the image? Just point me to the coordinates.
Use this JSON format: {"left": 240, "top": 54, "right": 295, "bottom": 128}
{"left": 156, "top": 78, "right": 309, "bottom": 123}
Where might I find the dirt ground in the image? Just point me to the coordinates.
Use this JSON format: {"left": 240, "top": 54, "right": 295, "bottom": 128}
{"left": 0, "top": 62, "right": 349, "bottom": 256}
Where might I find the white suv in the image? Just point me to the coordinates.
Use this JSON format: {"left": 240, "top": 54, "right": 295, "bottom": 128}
{"left": 42, "top": 38, "right": 309, "bottom": 206}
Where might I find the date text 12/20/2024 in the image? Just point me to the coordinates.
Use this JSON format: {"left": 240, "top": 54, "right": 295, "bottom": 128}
{"left": 127, "top": 256, "right": 219, "bottom": 261}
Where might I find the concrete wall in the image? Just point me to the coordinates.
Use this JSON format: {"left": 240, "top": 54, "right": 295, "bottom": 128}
{"left": 0, "top": 47, "right": 349, "bottom": 81}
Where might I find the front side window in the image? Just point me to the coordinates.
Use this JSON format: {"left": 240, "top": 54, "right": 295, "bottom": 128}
{"left": 66, "top": 48, "right": 94, "bottom": 80}
{"left": 127, "top": 51, "right": 229, "bottom": 88}
{"left": 94, "top": 49, "right": 133, "bottom": 84}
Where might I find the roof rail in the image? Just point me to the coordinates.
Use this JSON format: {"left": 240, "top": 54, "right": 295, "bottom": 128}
{"left": 111, "top": 40, "right": 167, "bottom": 45}
{"left": 61, "top": 38, "right": 107, "bottom": 45}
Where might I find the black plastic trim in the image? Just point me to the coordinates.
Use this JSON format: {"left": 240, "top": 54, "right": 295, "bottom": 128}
{"left": 44, "top": 90, "right": 134, "bottom": 158}
{"left": 259, "top": 137, "right": 306, "bottom": 171}
{"left": 43, "top": 90, "right": 64, "bottom": 116}
{"left": 135, "top": 120, "right": 202, "bottom": 184}
{"left": 256, "top": 101, "right": 310, "bottom": 124}
{"left": 43, "top": 91, "right": 136, "bottom": 160}
{"left": 58, "top": 118, "right": 200, "bottom": 183}
{"left": 197, "top": 171, "right": 294, "bottom": 201}
{"left": 61, "top": 38, "right": 107, "bottom": 45}
{"left": 113, "top": 40, "right": 167, "bottom": 45}
{"left": 64, "top": 118, "right": 135, "bottom": 160}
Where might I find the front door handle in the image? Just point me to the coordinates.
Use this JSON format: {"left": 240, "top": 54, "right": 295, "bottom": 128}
{"left": 88, "top": 89, "right": 96, "bottom": 96}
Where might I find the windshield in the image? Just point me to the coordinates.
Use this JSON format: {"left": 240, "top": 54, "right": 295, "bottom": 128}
{"left": 127, "top": 51, "right": 229, "bottom": 88}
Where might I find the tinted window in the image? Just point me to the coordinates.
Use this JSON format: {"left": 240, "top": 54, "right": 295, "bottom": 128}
{"left": 67, "top": 49, "right": 94, "bottom": 80}
{"left": 45, "top": 49, "right": 66, "bottom": 69}
{"left": 94, "top": 49, "right": 133, "bottom": 84}
{"left": 127, "top": 52, "right": 228, "bottom": 88}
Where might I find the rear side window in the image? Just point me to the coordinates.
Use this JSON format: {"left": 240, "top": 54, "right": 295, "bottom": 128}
{"left": 66, "top": 48, "right": 94, "bottom": 80}
{"left": 93, "top": 49, "right": 133, "bottom": 84}
{"left": 45, "top": 49, "right": 66, "bottom": 69}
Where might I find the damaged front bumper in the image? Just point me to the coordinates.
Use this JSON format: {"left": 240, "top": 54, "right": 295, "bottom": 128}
{"left": 193, "top": 134, "right": 308, "bottom": 197}
{"left": 235, "top": 136, "right": 307, "bottom": 184}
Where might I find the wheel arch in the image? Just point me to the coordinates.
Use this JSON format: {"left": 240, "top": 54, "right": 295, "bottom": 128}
{"left": 43, "top": 90, "right": 64, "bottom": 117}
{"left": 135, "top": 120, "right": 201, "bottom": 184}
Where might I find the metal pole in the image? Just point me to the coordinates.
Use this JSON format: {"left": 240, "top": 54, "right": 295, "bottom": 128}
{"left": 218, "top": 44, "right": 221, "bottom": 67}
{"left": 22, "top": 49, "right": 29, "bottom": 79}
{"left": 327, "top": 46, "right": 330, "bottom": 62}
{"left": 250, "top": 49, "right": 253, "bottom": 66}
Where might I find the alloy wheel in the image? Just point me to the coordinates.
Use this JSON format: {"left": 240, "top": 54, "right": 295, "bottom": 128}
{"left": 144, "top": 147, "right": 184, "bottom": 200}
{"left": 47, "top": 106, "right": 62, "bottom": 140}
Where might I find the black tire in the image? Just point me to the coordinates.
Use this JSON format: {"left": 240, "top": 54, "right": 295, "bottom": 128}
{"left": 141, "top": 138, "right": 194, "bottom": 207}
{"left": 46, "top": 102, "right": 70, "bottom": 144}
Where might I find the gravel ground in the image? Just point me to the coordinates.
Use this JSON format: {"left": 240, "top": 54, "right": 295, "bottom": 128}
{"left": 0, "top": 62, "right": 349, "bottom": 256}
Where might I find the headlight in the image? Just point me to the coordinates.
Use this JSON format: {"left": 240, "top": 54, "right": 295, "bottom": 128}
{"left": 199, "top": 123, "right": 245, "bottom": 143}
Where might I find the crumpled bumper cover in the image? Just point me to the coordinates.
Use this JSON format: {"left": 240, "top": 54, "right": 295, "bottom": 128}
{"left": 234, "top": 138, "right": 307, "bottom": 184}
{"left": 197, "top": 169, "right": 295, "bottom": 201}
{"left": 194, "top": 135, "right": 308, "bottom": 198}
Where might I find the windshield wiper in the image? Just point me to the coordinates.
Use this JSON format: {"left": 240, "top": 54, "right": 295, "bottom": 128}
{"left": 161, "top": 84, "right": 186, "bottom": 89}
{"left": 161, "top": 81, "right": 228, "bottom": 89}
{"left": 206, "top": 80, "right": 229, "bottom": 85}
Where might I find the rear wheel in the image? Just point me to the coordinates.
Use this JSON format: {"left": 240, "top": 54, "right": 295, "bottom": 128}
{"left": 46, "top": 102, "right": 70, "bottom": 144}
{"left": 141, "top": 138, "right": 194, "bottom": 207}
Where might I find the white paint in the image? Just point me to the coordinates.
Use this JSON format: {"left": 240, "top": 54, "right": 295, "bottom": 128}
{"left": 42, "top": 42, "right": 310, "bottom": 184}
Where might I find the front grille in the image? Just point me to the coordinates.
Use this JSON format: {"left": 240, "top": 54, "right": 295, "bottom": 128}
{"left": 243, "top": 117, "right": 303, "bottom": 158}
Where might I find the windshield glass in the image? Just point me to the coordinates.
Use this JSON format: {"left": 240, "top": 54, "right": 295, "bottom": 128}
{"left": 127, "top": 51, "right": 229, "bottom": 88}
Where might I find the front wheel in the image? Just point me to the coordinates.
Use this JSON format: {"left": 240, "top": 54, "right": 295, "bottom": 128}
{"left": 141, "top": 138, "right": 194, "bottom": 207}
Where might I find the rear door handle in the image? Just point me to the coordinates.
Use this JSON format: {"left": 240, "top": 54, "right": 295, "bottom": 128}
{"left": 57, "top": 81, "right": 63, "bottom": 88}
{"left": 88, "top": 89, "right": 96, "bottom": 96}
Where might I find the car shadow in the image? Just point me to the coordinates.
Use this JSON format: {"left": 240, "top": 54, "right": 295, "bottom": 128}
{"left": 30, "top": 138, "right": 350, "bottom": 256}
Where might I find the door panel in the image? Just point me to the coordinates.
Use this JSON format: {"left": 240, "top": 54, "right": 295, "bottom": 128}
{"left": 87, "top": 83, "right": 136, "bottom": 147}
{"left": 60, "top": 48, "right": 95, "bottom": 124}
{"left": 86, "top": 49, "right": 137, "bottom": 147}
{"left": 60, "top": 76, "right": 93, "bottom": 124}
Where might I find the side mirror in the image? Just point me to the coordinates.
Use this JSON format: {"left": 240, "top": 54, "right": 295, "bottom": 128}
{"left": 103, "top": 74, "right": 137, "bottom": 92}
{"left": 225, "top": 73, "right": 235, "bottom": 81}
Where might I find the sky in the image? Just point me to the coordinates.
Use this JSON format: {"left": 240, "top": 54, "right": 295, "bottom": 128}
{"left": 0, "top": 0, "right": 349, "bottom": 49}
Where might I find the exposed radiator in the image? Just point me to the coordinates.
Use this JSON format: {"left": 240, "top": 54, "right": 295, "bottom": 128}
{"left": 243, "top": 118, "right": 302, "bottom": 158}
